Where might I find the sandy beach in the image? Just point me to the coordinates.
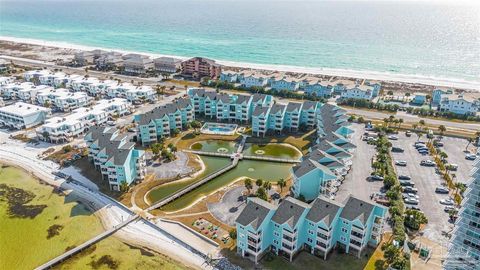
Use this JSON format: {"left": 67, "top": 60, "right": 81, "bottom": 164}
{"left": 1, "top": 35, "right": 479, "bottom": 91}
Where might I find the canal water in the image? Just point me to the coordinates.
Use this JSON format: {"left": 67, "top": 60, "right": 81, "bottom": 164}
{"left": 146, "top": 141, "right": 300, "bottom": 212}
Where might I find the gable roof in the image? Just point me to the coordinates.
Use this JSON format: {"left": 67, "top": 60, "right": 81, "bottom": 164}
{"left": 340, "top": 195, "right": 375, "bottom": 225}
{"left": 271, "top": 197, "right": 309, "bottom": 228}
{"left": 236, "top": 198, "right": 276, "bottom": 230}
{"left": 306, "top": 196, "right": 343, "bottom": 226}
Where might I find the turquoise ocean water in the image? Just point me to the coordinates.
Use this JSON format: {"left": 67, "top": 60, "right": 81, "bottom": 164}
{"left": 0, "top": 0, "right": 479, "bottom": 83}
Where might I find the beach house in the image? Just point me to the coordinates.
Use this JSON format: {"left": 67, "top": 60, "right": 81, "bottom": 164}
{"left": 85, "top": 126, "right": 146, "bottom": 191}
{"left": 300, "top": 101, "right": 320, "bottom": 130}
{"left": 304, "top": 78, "right": 334, "bottom": 98}
{"left": 284, "top": 102, "right": 302, "bottom": 132}
{"left": 23, "top": 69, "right": 51, "bottom": 83}
{"left": 0, "top": 102, "right": 51, "bottom": 129}
{"left": 251, "top": 106, "right": 271, "bottom": 137}
{"left": 236, "top": 195, "right": 387, "bottom": 263}
{"left": 270, "top": 75, "right": 299, "bottom": 92}
{"left": 239, "top": 72, "right": 269, "bottom": 88}
{"left": 181, "top": 57, "right": 222, "bottom": 80}
{"left": 439, "top": 94, "right": 479, "bottom": 116}
{"left": 95, "top": 52, "right": 124, "bottom": 70}
{"left": 154, "top": 57, "right": 181, "bottom": 74}
{"left": 135, "top": 98, "right": 194, "bottom": 146}
{"left": 74, "top": 51, "right": 95, "bottom": 66}
{"left": 123, "top": 55, "right": 154, "bottom": 75}
{"left": 219, "top": 70, "right": 239, "bottom": 83}
{"left": 412, "top": 93, "right": 427, "bottom": 105}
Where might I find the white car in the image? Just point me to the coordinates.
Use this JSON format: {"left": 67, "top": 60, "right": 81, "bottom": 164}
{"left": 440, "top": 198, "right": 454, "bottom": 205}
{"left": 107, "top": 121, "right": 116, "bottom": 126}
{"left": 407, "top": 193, "right": 419, "bottom": 199}
{"left": 466, "top": 154, "right": 477, "bottom": 160}
{"left": 404, "top": 197, "right": 419, "bottom": 205}
{"left": 388, "top": 135, "right": 399, "bottom": 140}
{"left": 395, "top": 160, "right": 407, "bottom": 166}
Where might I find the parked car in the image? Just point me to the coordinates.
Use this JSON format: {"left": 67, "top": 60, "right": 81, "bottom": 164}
{"left": 444, "top": 206, "right": 456, "bottom": 212}
{"left": 404, "top": 197, "right": 419, "bottom": 205}
{"left": 395, "top": 160, "right": 407, "bottom": 166}
{"left": 106, "top": 121, "right": 116, "bottom": 126}
{"left": 399, "top": 180, "right": 414, "bottom": 187}
{"left": 369, "top": 175, "right": 384, "bottom": 181}
{"left": 435, "top": 187, "right": 450, "bottom": 194}
{"left": 403, "top": 186, "right": 418, "bottom": 193}
{"left": 398, "top": 175, "right": 411, "bottom": 180}
{"left": 405, "top": 131, "right": 412, "bottom": 137}
{"left": 440, "top": 198, "right": 455, "bottom": 205}
{"left": 406, "top": 193, "right": 419, "bottom": 199}
{"left": 388, "top": 135, "right": 399, "bottom": 140}
{"left": 446, "top": 164, "right": 458, "bottom": 171}
{"left": 420, "top": 160, "right": 435, "bottom": 166}
{"left": 434, "top": 141, "right": 444, "bottom": 147}
{"left": 414, "top": 142, "right": 426, "bottom": 147}
{"left": 392, "top": 147, "right": 404, "bottom": 153}
{"left": 466, "top": 154, "right": 477, "bottom": 160}
{"left": 406, "top": 205, "right": 421, "bottom": 211}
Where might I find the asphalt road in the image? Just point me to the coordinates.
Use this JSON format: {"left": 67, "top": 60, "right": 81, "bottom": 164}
{"left": 390, "top": 133, "right": 453, "bottom": 245}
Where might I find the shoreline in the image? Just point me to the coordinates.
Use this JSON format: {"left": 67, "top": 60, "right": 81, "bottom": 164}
{"left": 1, "top": 35, "right": 479, "bottom": 91}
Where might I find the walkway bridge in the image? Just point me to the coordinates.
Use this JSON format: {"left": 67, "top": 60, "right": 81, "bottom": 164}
{"left": 35, "top": 214, "right": 140, "bottom": 270}
{"left": 242, "top": 155, "right": 301, "bottom": 163}
{"left": 146, "top": 136, "right": 249, "bottom": 211}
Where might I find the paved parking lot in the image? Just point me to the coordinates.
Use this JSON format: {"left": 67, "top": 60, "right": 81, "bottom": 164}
{"left": 440, "top": 136, "right": 477, "bottom": 184}
{"left": 390, "top": 133, "right": 453, "bottom": 245}
{"left": 336, "top": 124, "right": 382, "bottom": 202}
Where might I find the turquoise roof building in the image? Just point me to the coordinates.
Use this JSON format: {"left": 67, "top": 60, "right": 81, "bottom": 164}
{"left": 85, "top": 126, "right": 146, "bottom": 191}
{"left": 236, "top": 195, "right": 387, "bottom": 263}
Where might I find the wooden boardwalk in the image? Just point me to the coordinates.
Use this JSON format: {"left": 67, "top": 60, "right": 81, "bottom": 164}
{"left": 35, "top": 215, "right": 140, "bottom": 270}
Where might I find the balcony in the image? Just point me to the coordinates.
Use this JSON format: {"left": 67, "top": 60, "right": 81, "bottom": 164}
{"left": 350, "top": 233, "right": 363, "bottom": 243}
{"left": 351, "top": 225, "right": 364, "bottom": 235}
{"left": 349, "top": 239, "right": 363, "bottom": 250}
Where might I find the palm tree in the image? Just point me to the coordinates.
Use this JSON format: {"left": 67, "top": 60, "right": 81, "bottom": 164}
{"left": 439, "top": 151, "right": 448, "bottom": 162}
{"left": 244, "top": 178, "right": 253, "bottom": 194}
{"left": 255, "top": 179, "right": 264, "bottom": 188}
{"left": 277, "top": 178, "right": 286, "bottom": 193}
{"left": 438, "top": 125, "right": 446, "bottom": 136}
{"left": 454, "top": 182, "right": 463, "bottom": 197}
{"left": 398, "top": 118, "right": 404, "bottom": 129}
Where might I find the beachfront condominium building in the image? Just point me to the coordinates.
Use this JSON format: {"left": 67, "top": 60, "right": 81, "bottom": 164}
{"left": 135, "top": 98, "right": 193, "bottom": 146}
{"left": 303, "top": 78, "right": 334, "bottom": 98}
{"left": 123, "top": 55, "right": 154, "bottom": 75}
{"left": 439, "top": 94, "right": 479, "bottom": 116}
{"left": 74, "top": 51, "right": 95, "bottom": 66}
{"left": 95, "top": 52, "right": 124, "bottom": 70}
{"left": 181, "top": 57, "right": 222, "bottom": 80}
{"left": 154, "top": 57, "right": 181, "bottom": 74}
{"left": 444, "top": 151, "right": 480, "bottom": 270}
{"left": 239, "top": 72, "right": 270, "bottom": 88}
{"left": 85, "top": 126, "right": 146, "bottom": 191}
{"left": 236, "top": 195, "right": 387, "bottom": 263}
{"left": 270, "top": 75, "right": 300, "bottom": 92}
{"left": 0, "top": 102, "right": 51, "bottom": 129}
{"left": 37, "top": 98, "right": 131, "bottom": 143}
{"left": 219, "top": 70, "right": 239, "bottom": 83}
{"left": 340, "top": 83, "right": 380, "bottom": 101}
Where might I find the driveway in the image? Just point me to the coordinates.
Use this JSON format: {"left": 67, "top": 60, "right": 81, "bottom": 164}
{"left": 390, "top": 133, "right": 453, "bottom": 245}
{"left": 336, "top": 123, "right": 381, "bottom": 202}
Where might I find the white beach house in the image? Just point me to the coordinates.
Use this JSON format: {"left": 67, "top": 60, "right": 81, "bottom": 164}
{"left": 0, "top": 102, "right": 51, "bottom": 129}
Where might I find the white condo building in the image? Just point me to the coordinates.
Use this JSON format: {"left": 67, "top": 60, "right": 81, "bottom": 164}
{"left": 0, "top": 102, "right": 51, "bottom": 129}
{"left": 37, "top": 98, "right": 131, "bottom": 143}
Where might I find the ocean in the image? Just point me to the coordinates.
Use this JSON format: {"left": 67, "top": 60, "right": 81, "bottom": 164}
{"left": 0, "top": 0, "right": 479, "bottom": 86}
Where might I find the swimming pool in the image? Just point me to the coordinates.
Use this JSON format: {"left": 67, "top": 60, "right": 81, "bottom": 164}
{"left": 200, "top": 122, "right": 238, "bottom": 136}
